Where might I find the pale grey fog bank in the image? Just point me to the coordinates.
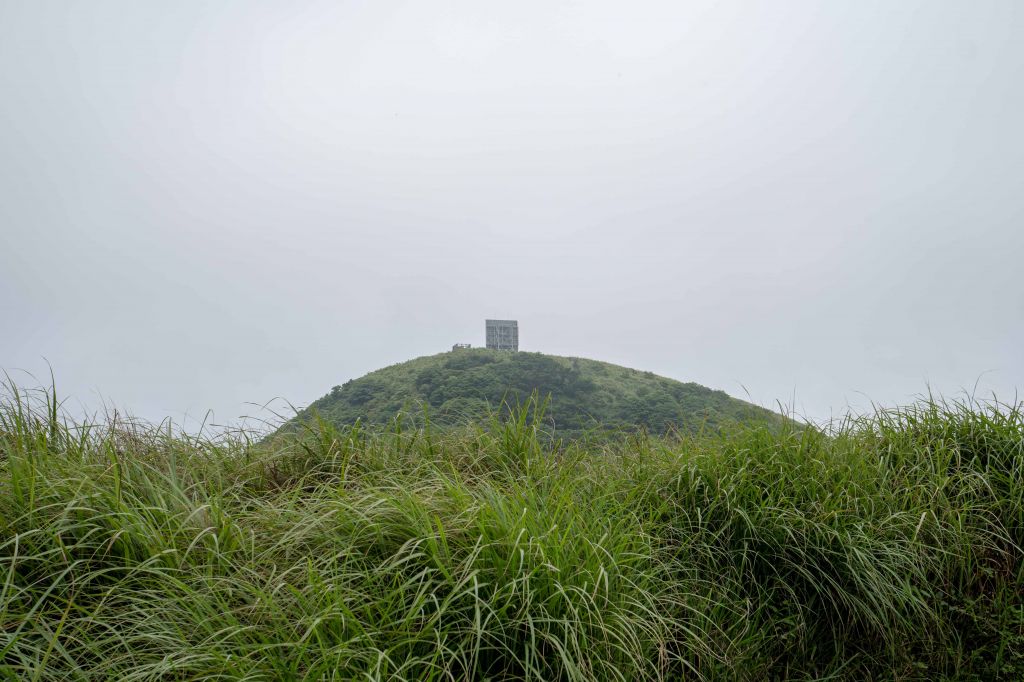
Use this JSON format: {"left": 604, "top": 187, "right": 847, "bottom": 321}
{"left": 1, "top": 1, "right": 1021, "bottom": 428}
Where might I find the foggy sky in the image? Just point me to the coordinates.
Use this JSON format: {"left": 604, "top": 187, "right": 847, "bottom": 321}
{"left": 2, "top": 1, "right": 1022, "bottom": 429}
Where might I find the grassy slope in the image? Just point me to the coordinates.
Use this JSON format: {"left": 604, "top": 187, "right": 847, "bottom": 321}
{"left": 1, "top": 383, "right": 1022, "bottom": 680}
{"left": 303, "top": 349, "right": 784, "bottom": 434}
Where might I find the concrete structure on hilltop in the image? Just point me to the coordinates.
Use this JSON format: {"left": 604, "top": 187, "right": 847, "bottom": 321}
{"left": 485, "top": 319, "right": 518, "bottom": 351}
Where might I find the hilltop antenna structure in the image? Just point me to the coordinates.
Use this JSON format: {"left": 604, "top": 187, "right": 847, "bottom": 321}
{"left": 485, "top": 319, "right": 518, "bottom": 351}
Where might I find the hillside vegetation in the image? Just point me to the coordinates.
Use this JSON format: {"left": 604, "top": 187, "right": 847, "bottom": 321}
{"left": 1, "top": 381, "right": 1022, "bottom": 680}
{"left": 303, "top": 349, "right": 783, "bottom": 435}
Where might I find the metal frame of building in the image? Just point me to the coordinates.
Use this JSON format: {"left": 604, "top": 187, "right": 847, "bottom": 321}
{"left": 485, "top": 319, "right": 519, "bottom": 351}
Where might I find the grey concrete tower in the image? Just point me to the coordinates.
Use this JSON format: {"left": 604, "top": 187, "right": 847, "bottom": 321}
{"left": 485, "top": 319, "right": 518, "bottom": 351}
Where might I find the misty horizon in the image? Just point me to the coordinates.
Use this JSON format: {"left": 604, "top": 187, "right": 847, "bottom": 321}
{"left": 2, "top": 1, "right": 1021, "bottom": 429}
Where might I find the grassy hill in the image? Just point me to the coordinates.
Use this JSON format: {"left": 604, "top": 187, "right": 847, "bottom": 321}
{"left": 2, "top": 381, "right": 1022, "bottom": 680}
{"left": 301, "top": 349, "right": 784, "bottom": 434}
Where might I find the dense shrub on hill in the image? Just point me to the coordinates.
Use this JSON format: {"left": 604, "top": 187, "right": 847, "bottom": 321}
{"left": 302, "top": 349, "right": 783, "bottom": 435}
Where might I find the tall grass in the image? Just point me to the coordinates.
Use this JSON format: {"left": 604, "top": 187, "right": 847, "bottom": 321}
{"left": 1, "top": 381, "right": 1021, "bottom": 680}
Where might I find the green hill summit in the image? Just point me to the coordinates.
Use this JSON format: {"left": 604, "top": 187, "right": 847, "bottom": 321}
{"left": 302, "top": 349, "right": 784, "bottom": 434}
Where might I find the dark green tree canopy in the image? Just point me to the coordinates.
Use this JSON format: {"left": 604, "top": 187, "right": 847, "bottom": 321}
{"left": 301, "top": 349, "right": 785, "bottom": 435}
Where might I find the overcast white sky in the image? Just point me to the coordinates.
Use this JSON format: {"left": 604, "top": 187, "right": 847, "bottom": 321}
{"left": 1, "top": 1, "right": 1022, "bottom": 428}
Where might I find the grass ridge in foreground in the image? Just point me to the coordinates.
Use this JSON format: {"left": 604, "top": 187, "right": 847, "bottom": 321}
{"left": 1, "top": 384, "right": 1022, "bottom": 680}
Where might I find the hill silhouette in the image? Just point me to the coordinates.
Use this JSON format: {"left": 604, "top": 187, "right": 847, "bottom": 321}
{"left": 300, "top": 349, "right": 784, "bottom": 434}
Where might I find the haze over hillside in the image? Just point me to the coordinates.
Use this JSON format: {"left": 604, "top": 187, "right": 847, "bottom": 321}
{"left": 2, "top": 2, "right": 1021, "bottom": 428}
{"left": 300, "top": 349, "right": 784, "bottom": 435}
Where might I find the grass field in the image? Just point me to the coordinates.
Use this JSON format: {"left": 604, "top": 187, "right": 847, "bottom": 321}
{"left": 1, "top": 382, "right": 1022, "bottom": 680}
